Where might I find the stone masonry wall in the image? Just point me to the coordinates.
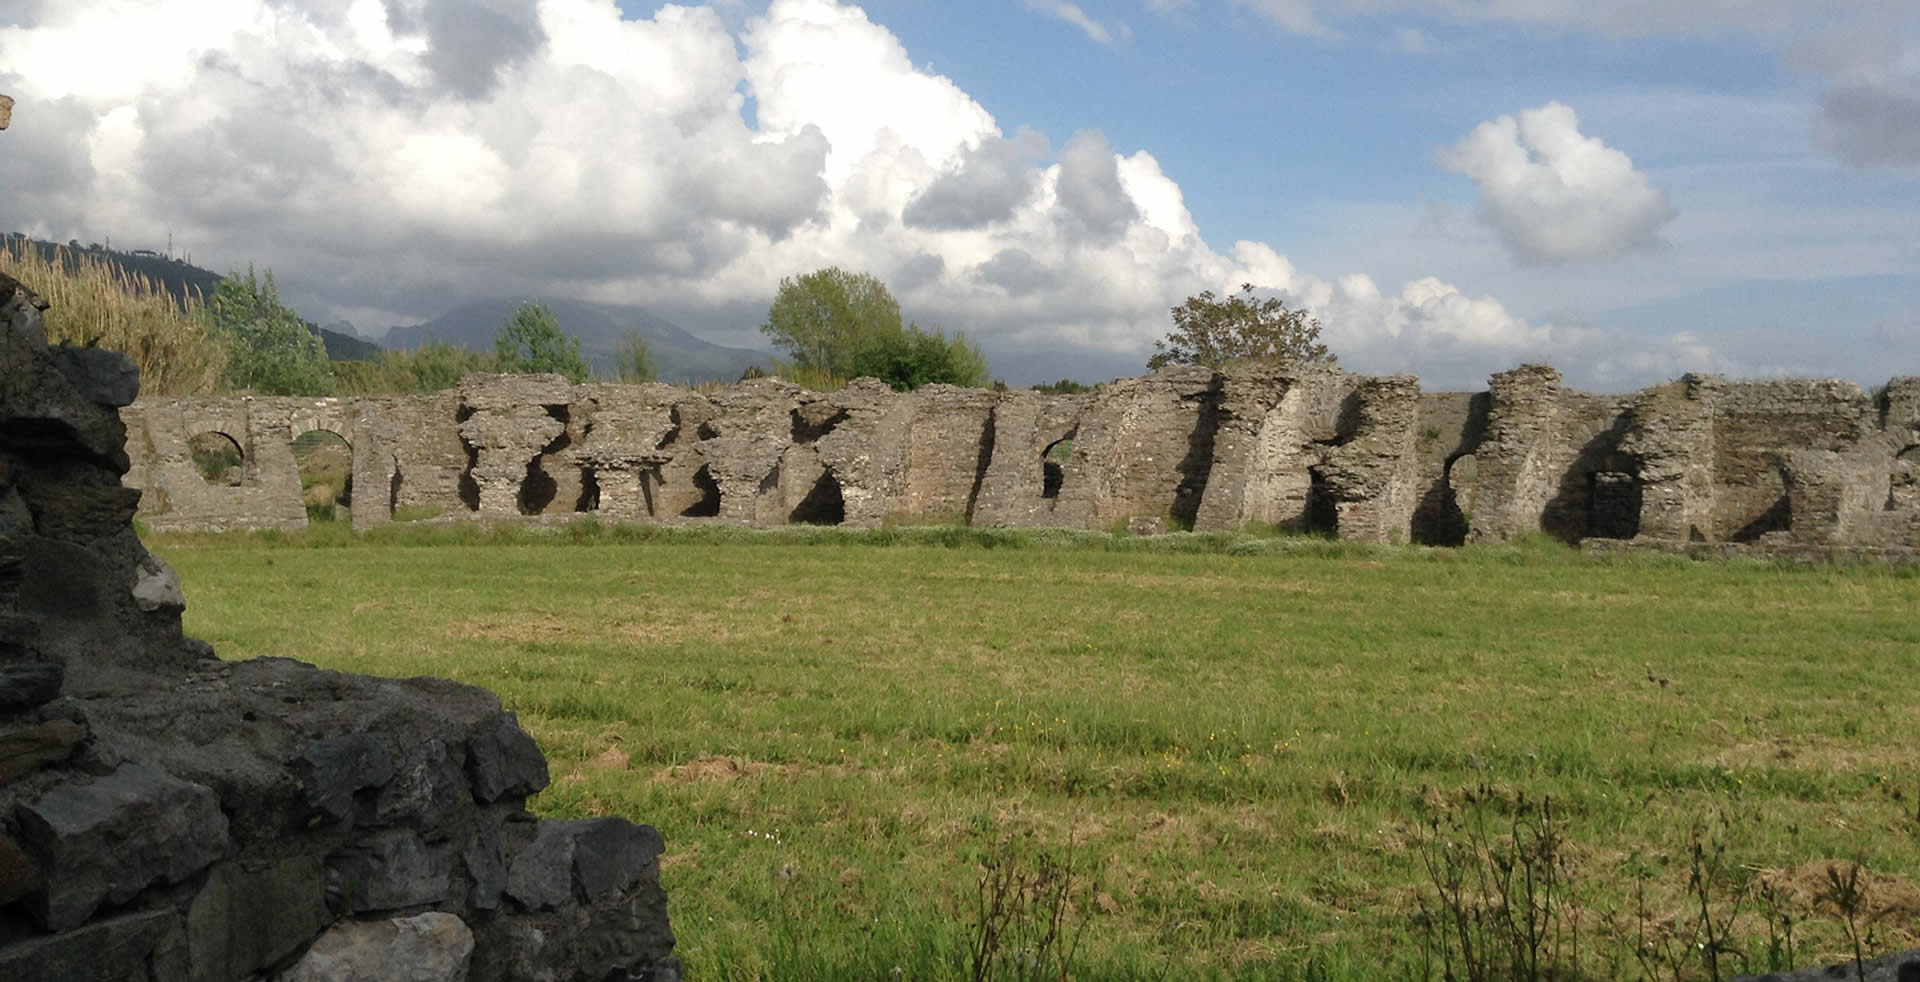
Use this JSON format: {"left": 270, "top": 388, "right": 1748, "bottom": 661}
{"left": 1, "top": 270, "right": 678, "bottom": 981}
{"left": 124, "top": 359, "right": 1920, "bottom": 557}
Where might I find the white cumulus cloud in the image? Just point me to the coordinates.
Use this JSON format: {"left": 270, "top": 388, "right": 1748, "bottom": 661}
{"left": 1437, "top": 102, "right": 1676, "bottom": 265}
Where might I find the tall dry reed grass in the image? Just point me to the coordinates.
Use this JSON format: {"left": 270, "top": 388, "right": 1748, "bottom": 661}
{"left": 0, "top": 240, "right": 227, "bottom": 396}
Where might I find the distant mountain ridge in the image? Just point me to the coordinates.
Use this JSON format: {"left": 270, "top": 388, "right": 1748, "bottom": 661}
{"left": 384, "top": 297, "right": 773, "bottom": 384}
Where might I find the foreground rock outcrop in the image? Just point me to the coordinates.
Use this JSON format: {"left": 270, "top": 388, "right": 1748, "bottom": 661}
{"left": 0, "top": 269, "right": 678, "bottom": 980}
{"left": 126, "top": 358, "right": 1919, "bottom": 560}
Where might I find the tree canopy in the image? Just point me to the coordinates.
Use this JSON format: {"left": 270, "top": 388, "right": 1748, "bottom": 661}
{"left": 207, "top": 266, "right": 332, "bottom": 395}
{"left": 1148, "top": 283, "right": 1333, "bottom": 371}
{"left": 494, "top": 301, "right": 589, "bottom": 381}
{"left": 762, "top": 267, "right": 989, "bottom": 390}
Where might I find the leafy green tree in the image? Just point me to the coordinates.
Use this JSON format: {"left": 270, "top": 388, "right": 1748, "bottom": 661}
{"left": 761, "top": 267, "right": 904, "bottom": 379}
{"left": 494, "top": 302, "right": 589, "bottom": 381}
{"left": 615, "top": 332, "right": 657, "bottom": 383}
{"left": 847, "top": 324, "right": 990, "bottom": 391}
{"left": 762, "top": 267, "right": 991, "bottom": 390}
{"left": 207, "top": 266, "right": 332, "bottom": 395}
{"left": 1148, "top": 283, "right": 1333, "bottom": 371}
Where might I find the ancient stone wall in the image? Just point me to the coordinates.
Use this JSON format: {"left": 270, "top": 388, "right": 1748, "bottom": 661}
{"left": 1, "top": 270, "right": 678, "bottom": 980}
{"left": 124, "top": 360, "right": 1920, "bottom": 557}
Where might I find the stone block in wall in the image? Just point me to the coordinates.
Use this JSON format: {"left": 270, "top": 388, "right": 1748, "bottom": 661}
{"left": 292, "top": 733, "right": 395, "bottom": 825}
{"left": 506, "top": 817, "right": 665, "bottom": 911}
{"left": 326, "top": 828, "right": 454, "bottom": 913}
{"left": 275, "top": 911, "right": 474, "bottom": 982}
{"left": 466, "top": 711, "right": 549, "bottom": 803}
{"left": 15, "top": 761, "right": 230, "bottom": 931}
{"left": 0, "top": 656, "right": 65, "bottom": 714}
{"left": 186, "top": 855, "right": 329, "bottom": 982}
{"left": 370, "top": 736, "right": 468, "bottom": 827}
{"left": 0, "top": 907, "right": 187, "bottom": 982}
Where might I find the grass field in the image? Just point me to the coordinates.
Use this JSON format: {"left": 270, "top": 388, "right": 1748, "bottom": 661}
{"left": 148, "top": 524, "right": 1920, "bottom": 981}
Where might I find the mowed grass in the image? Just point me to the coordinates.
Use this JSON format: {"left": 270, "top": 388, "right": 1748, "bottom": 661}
{"left": 151, "top": 525, "right": 1920, "bottom": 980}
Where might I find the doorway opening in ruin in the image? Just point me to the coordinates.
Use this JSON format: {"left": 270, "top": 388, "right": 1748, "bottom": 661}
{"left": 1586, "top": 470, "right": 1641, "bottom": 540}
{"left": 1305, "top": 467, "right": 1339, "bottom": 536}
{"left": 292, "top": 430, "right": 352, "bottom": 523}
{"left": 186, "top": 432, "right": 247, "bottom": 487}
{"left": 789, "top": 469, "right": 846, "bottom": 525}
{"left": 1041, "top": 436, "right": 1073, "bottom": 500}
{"left": 681, "top": 465, "right": 721, "bottom": 518}
{"left": 1413, "top": 453, "right": 1475, "bottom": 546}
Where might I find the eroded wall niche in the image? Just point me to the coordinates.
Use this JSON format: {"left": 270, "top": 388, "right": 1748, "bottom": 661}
{"left": 121, "top": 367, "right": 1920, "bottom": 557}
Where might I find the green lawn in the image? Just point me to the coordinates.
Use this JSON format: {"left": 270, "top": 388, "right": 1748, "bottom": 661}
{"left": 151, "top": 524, "right": 1920, "bottom": 981}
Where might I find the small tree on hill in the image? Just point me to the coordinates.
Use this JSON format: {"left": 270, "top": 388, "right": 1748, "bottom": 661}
{"left": 1147, "top": 283, "right": 1333, "bottom": 371}
{"left": 494, "top": 302, "right": 589, "bottom": 381}
{"left": 615, "top": 331, "right": 657, "bottom": 383}
{"left": 209, "top": 265, "right": 332, "bottom": 395}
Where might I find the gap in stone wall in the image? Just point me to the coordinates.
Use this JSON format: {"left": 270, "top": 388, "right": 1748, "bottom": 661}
{"left": 1171, "top": 393, "right": 1222, "bottom": 528}
{"left": 681, "top": 465, "right": 721, "bottom": 518}
{"left": 575, "top": 467, "right": 600, "bottom": 512}
{"left": 293, "top": 429, "right": 352, "bottom": 522}
{"left": 963, "top": 411, "right": 996, "bottom": 524}
{"left": 1041, "top": 434, "right": 1073, "bottom": 500}
{"left": 187, "top": 431, "right": 246, "bottom": 487}
{"left": 1305, "top": 467, "right": 1339, "bottom": 536}
{"left": 790, "top": 469, "right": 845, "bottom": 525}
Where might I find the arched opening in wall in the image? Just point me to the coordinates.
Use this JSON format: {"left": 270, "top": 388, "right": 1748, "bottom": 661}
{"left": 1041, "top": 436, "right": 1073, "bottom": 500}
{"left": 681, "top": 465, "right": 721, "bottom": 518}
{"left": 187, "top": 432, "right": 246, "bottom": 487}
{"left": 789, "top": 469, "right": 845, "bottom": 525}
{"left": 292, "top": 430, "right": 352, "bottom": 523}
{"left": 1305, "top": 467, "right": 1339, "bottom": 536}
{"left": 1587, "top": 470, "right": 1641, "bottom": 540}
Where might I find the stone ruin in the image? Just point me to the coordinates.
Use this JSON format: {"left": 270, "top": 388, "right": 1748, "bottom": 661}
{"left": 126, "top": 362, "right": 1920, "bottom": 560}
{"left": 0, "top": 268, "right": 677, "bottom": 978}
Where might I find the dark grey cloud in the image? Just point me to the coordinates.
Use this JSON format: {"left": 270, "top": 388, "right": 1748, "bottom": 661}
{"left": 1055, "top": 129, "right": 1137, "bottom": 242}
{"left": 902, "top": 127, "right": 1048, "bottom": 230}
{"left": 974, "top": 248, "right": 1057, "bottom": 296}
{"left": 892, "top": 252, "right": 946, "bottom": 291}
{"left": 412, "top": 0, "right": 547, "bottom": 99}
{"left": 1815, "top": 83, "right": 1920, "bottom": 167}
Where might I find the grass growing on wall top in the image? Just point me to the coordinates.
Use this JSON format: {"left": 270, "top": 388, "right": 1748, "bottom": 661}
{"left": 150, "top": 529, "right": 1920, "bottom": 981}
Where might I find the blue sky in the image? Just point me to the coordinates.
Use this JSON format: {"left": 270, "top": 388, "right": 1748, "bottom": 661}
{"left": 4, "top": 0, "right": 1915, "bottom": 388}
